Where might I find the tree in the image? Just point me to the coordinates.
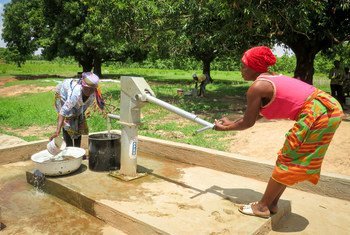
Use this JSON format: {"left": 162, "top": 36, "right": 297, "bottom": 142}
{"left": 2, "top": 0, "right": 44, "bottom": 67}
{"left": 40, "top": 0, "right": 123, "bottom": 75}
{"left": 168, "top": 0, "right": 349, "bottom": 84}
{"left": 2, "top": 0, "right": 154, "bottom": 76}
{"left": 155, "top": 0, "right": 271, "bottom": 78}
{"left": 254, "top": 0, "right": 350, "bottom": 84}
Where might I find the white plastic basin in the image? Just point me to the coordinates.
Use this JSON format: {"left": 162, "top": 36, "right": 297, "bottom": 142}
{"left": 31, "top": 147, "right": 85, "bottom": 176}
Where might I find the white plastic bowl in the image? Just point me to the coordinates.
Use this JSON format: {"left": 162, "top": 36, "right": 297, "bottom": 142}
{"left": 47, "top": 137, "right": 66, "bottom": 155}
{"left": 31, "top": 147, "right": 85, "bottom": 176}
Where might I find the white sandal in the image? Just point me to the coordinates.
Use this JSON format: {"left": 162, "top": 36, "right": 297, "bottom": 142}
{"left": 238, "top": 204, "right": 270, "bottom": 218}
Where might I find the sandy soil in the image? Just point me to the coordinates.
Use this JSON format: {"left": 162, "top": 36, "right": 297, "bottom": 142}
{"left": 1, "top": 76, "right": 349, "bottom": 176}
{"left": 227, "top": 117, "right": 350, "bottom": 176}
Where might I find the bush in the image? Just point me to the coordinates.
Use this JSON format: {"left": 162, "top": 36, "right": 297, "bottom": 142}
{"left": 272, "top": 55, "right": 296, "bottom": 73}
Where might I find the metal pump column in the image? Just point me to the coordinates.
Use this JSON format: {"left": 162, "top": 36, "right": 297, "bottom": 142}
{"left": 119, "top": 76, "right": 154, "bottom": 177}
{"left": 114, "top": 76, "right": 213, "bottom": 178}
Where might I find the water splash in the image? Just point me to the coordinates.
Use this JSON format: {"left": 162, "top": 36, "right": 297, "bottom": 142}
{"left": 32, "top": 169, "right": 45, "bottom": 194}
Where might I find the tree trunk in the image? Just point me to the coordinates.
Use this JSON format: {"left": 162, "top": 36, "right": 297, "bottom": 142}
{"left": 286, "top": 37, "right": 328, "bottom": 85}
{"left": 83, "top": 64, "right": 93, "bottom": 72}
{"left": 202, "top": 59, "right": 211, "bottom": 77}
{"left": 78, "top": 54, "right": 94, "bottom": 73}
{"left": 93, "top": 57, "right": 102, "bottom": 78}
{"left": 293, "top": 49, "right": 317, "bottom": 85}
{"left": 80, "top": 61, "right": 93, "bottom": 73}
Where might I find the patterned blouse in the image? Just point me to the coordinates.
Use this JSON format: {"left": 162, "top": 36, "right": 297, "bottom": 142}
{"left": 55, "top": 79, "right": 95, "bottom": 118}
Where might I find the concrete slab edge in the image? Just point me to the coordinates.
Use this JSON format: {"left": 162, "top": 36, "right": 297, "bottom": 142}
{"left": 0, "top": 140, "right": 47, "bottom": 165}
{"left": 2, "top": 131, "right": 349, "bottom": 201}
{"left": 26, "top": 170, "right": 167, "bottom": 235}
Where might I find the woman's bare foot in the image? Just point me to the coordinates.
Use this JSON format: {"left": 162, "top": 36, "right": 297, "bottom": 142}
{"left": 239, "top": 202, "right": 270, "bottom": 218}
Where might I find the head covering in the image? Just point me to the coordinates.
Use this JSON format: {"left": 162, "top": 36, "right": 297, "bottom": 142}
{"left": 82, "top": 72, "right": 99, "bottom": 88}
{"left": 80, "top": 72, "right": 105, "bottom": 110}
{"left": 241, "top": 46, "right": 276, "bottom": 73}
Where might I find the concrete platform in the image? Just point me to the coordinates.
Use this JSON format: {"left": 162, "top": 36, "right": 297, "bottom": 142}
{"left": 2, "top": 133, "right": 350, "bottom": 234}
{"left": 26, "top": 155, "right": 291, "bottom": 235}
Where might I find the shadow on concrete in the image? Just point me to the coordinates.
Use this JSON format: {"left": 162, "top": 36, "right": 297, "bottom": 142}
{"left": 137, "top": 165, "right": 155, "bottom": 174}
{"left": 272, "top": 212, "right": 309, "bottom": 232}
{"left": 146, "top": 169, "right": 282, "bottom": 205}
{"left": 145, "top": 170, "right": 309, "bottom": 233}
{"left": 187, "top": 185, "right": 267, "bottom": 205}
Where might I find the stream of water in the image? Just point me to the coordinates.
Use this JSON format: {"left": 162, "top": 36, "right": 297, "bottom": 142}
{"left": 107, "top": 117, "right": 112, "bottom": 138}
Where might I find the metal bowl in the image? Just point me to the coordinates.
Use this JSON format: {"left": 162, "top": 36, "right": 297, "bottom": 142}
{"left": 31, "top": 147, "right": 85, "bottom": 176}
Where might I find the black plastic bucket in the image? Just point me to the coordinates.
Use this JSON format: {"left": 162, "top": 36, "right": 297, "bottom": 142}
{"left": 88, "top": 133, "right": 121, "bottom": 171}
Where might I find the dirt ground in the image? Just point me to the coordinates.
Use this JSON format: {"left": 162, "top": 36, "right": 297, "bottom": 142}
{"left": 0, "top": 77, "right": 55, "bottom": 97}
{"left": 1, "top": 76, "right": 349, "bottom": 176}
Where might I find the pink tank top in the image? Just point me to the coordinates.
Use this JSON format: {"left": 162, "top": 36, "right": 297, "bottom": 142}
{"left": 258, "top": 75, "right": 315, "bottom": 120}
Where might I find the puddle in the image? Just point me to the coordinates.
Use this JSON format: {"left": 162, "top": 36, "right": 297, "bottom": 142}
{"left": 0, "top": 162, "right": 123, "bottom": 234}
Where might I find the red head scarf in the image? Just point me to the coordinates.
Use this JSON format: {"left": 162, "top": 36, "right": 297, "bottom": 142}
{"left": 241, "top": 46, "right": 276, "bottom": 73}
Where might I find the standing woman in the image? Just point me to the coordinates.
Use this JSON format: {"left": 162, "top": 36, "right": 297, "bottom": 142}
{"left": 49, "top": 72, "right": 104, "bottom": 147}
{"left": 329, "top": 60, "right": 345, "bottom": 107}
{"left": 214, "top": 46, "right": 343, "bottom": 218}
{"left": 192, "top": 73, "right": 212, "bottom": 97}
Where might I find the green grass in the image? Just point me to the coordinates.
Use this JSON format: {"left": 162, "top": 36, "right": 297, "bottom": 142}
{"left": 0, "top": 60, "right": 331, "bottom": 151}
{"left": 0, "top": 92, "right": 56, "bottom": 128}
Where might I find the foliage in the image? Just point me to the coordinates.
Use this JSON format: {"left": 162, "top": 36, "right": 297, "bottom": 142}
{"left": 2, "top": 0, "right": 44, "bottom": 67}
{"left": 153, "top": 0, "right": 272, "bottom": 76}
{"left": 254, "top": 0, "right": 350, "bottom": 83}
{"left": 272, "top": 55, "right": 296, "bottom": 74}
{"left": 322, "top": 41, "right": 350, "bottom": 67}
{"left": 314, "top": 54, "right": 335, "bottom": 75}
{"left": 2, "top": 0, "right": 157, "bottom": 74}
{"left": 0, "top": 48, "right": 6, "bottom": 60}
{"left": 2, "top": 0, "right": 350, "bottom": 85}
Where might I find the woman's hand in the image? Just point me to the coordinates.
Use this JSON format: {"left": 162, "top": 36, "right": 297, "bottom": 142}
{"left": 49, "top": 130, "right": 60, "bottom": 141}
{"left": 213, "top": 117, "right": 232, "bottom": 131}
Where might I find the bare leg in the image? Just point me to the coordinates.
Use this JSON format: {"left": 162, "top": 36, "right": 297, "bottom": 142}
{"left": 242, "top": 178, "right": 286, "bottom": 217}
{"left": 199, "top": 82, "right": 205, "bottom": 97}
{"left": 269, "top": 183, "right": 286, "bottom": 213}
{"left": 257, "top": 178, "right": 286, "bottom": 212}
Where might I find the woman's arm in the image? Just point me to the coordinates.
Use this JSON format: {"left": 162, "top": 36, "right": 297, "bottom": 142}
{"left": 49, "top": 114, "right": 65, "bottom": 141}
{"left": 214, "top": 80, "right": 272, "bottom": 131}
